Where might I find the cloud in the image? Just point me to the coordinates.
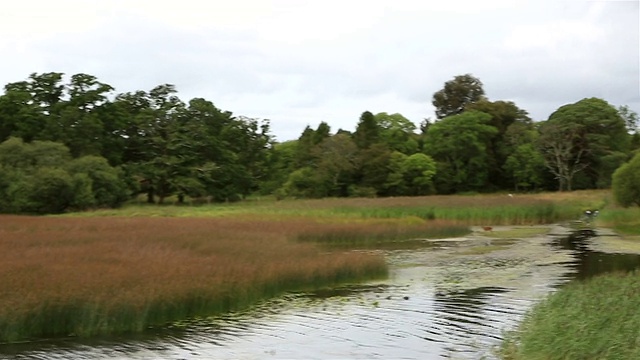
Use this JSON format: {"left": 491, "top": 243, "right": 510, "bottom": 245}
{"left": 0, "top": 0, "right": 637, "bottom": 140}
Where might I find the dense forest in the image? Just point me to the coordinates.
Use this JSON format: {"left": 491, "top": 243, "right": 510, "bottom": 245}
{"left": 0, "top": 72, "right": 638, "bottom": 214}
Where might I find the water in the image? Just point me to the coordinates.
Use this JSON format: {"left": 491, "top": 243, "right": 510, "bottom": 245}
{"left": 2, "top": 227, "right": 640, "bottom": 359}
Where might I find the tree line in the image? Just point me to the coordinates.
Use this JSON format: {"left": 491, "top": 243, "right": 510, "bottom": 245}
{"left": 0, "top": 72, "right": 638, "bottom": 214}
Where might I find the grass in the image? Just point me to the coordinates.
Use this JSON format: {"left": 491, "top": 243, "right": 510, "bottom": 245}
{"left": 596, "top": 206, "right": 640, "bottom": 236}
{"left": 0, "top": 216, "right": 387, "bottom": 343}
{"left": 78, "top": 190, "right": 609, "bottom": 226}
{"left": 500, "top": 270, "right": 640, "bottom": 360}
{"left": 295, "top": 219, "right": 469, "bottom": 246}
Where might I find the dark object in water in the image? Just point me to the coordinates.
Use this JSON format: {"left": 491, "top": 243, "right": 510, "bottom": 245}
{"left": 482, "top": 226, "right": 493, "bottom": 232}
{"left": 582, "top": 210, "right": 599, "bottom": 223}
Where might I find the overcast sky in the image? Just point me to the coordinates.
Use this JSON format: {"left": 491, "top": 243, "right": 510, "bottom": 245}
{"left": 1, "top": 0, "right": 638, "bottom": 141}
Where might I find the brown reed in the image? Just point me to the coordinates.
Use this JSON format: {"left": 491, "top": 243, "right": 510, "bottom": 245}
{"left": 0, "top": 215, "right": 387, "bottom": 342}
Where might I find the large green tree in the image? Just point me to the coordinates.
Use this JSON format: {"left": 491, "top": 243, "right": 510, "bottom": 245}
{"left": 373, "top": 112, "right": 419, "bottom": 154}
{"left": 423, "top": 111, "right": 497, "bottom": 193}
{"left": 466, "top": 100, "right": 532, "bottom": 189}
{"left": 432, "top": 74, "right": 485, "bottom": 119}
{"left": 353, "top": 111, "right": 380, "bottom": 149}
{"left": 544, "top": 97, "right": 629, "bottom": 189}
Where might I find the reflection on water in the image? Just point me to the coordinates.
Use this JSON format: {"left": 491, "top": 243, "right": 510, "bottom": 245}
{"left": 552, "top": 229, "right": 640, "bottom": 279}
{"left": 3, "top": 227, "right": 640, "bottom": 360}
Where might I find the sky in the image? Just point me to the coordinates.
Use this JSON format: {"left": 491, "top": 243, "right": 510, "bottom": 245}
{"left": 0, "top": 0, "right": 638, "bottom": 141}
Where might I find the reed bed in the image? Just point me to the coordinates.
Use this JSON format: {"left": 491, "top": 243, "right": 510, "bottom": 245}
{"left": 296, "top": 194, "right": 588, "bottom": 225}
{"left": 0, "top": 216, "right": 387, "bottom": 343}
{"left": 78, "top": 191, "right": 609, "bottom": 225}
{"left": 500, "top": 270, "right": 640, "bottom": 360}
{"left": 296, "top": 219, "right": 469, "bottom": 246}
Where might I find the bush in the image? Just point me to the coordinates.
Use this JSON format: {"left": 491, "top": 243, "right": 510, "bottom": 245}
{"left": 612, "top": 153, "right": 640, "bottom": 207}
{"left": 8, "top": 168, "right": 74, "bottom": 214}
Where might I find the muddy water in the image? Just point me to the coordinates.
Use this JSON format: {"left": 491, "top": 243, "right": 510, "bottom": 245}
{"left": 3, "top": 226, "right": 640, "bottom": 360}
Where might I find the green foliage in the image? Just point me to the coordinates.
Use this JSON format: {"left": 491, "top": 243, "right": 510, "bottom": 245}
{"left": 502, "top": 271, "right": 640, "bottom": 360}
{"left": 383, "top": 151, "right": 409, "bottom": 196}
{"left": 9, "top": 167, "right": 75, "bottom": 214}
{"left": 504, "top": 144, "right": 545, "bottom": 191}
{"left": 466, "top": 100, "right": 532, "bottom": 188}
{"left": 357, "top": 143, "right": 393, "bottom": 195}
{"left": 67, "top": 156, "right": 129, "bottom": 208}
{"left": 432, "top": 74, "right": 485, "bottom": 119}
{"left": 2, "top": 71, "right": 637, "bottom": 203}
{"left": 612, "top": 152, "right": 640, "bottom": 207}
{"left": 374, "top": 112, "right": 418, "bottom": 154}
{"left": 400, "top": 153, "right": 437, "bottom": 195}
{"left": 281, "top": 167, "right": 325, "bottom": 198}
{"left": 0, "top": 138, "right": 127, "bottom": 214}
{"left": 353, "top": 111, "right": 380, "bottom": 149}
{"left": 424, "top": 111, "right": 498, "bottom": 193}
{"left": 618, "top": 104, "right": 639, "bottom": 134}
{"left": 546, "top": 97, "right": 630, "bottom": 189}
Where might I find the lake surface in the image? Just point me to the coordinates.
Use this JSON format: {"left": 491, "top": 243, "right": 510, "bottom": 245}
{"left": 2, "top": 226, "right": 639, "bottom": 360}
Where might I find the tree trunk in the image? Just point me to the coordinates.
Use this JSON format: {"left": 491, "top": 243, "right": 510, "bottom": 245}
{"left": 146, "top": 187, "right": 155, "bottom": 203}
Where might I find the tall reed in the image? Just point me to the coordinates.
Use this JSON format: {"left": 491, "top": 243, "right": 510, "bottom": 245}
{"left": 0, "top": 216, "right": 386, "bottom": 342}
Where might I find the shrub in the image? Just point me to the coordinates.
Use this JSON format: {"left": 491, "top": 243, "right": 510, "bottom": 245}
{"left": 612, "top": 153, "right": 640, "bottom": 207}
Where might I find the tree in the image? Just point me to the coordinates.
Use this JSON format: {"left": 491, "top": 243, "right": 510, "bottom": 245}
{"left": 383, "top": 151, "right": 409, "bottom": 196}
{"left": 612, "top": 152, "right": 640, "bottom": 207}
{"left": 281, "top": 167, "right": 324, "bottom": 198}
{"left": 262, "top": 140, "right": 298, "bottom": 195}
{"left": 466, "top": 100, "right": 533, "bottom": 189}
{"left": 53, "top": 73, "right": 114, "bottom": 157}
{"left": 313, "top": 133, "right": 359, "bottom": 197}
{"left": 503, "top": 143, "right": 545, "bottom": 191}
{"left": 7, "top": 167, "right": 75, "bottom": 214}
{"left": 432, "top": 74, "right": 485, "bottom": 119}
{"left": 66, "top": 155, "right": 128, "bottom": 208}
{"left": 423, "top": 111, "right": 498, "bottom": 193}
{"left": 618, "top": 105, "right": 639, "bottom": 134}
{"left": 546, "top": 98, "right": 629, "bottom": 189}
{"left": 353, "top": 111, "right": 380, "bottom": 149}
{"left": 0, "top": 137, "right": 129, "bottom": 213}
{"left": 356, "top": 143, "right": 392, "bottom": 196}
{"left": 400, "top": 153, "right": 437, "bottom": 195}
{"left": 537, "top": 122, "right": 588, "bottom": 192}
{"left": 374, "top": 112, "right": 419, "bottom": 154}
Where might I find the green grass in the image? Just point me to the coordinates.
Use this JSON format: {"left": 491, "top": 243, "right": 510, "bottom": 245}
{"left": 75, "top": 191, "right": 608, "bottom": 226}
{"left": 296, "top": 219, "right": 470, "bottom": 246}
{"left": 500, "top": 271, "right": 640, "bottom": 360}
{"left": 596, "top": 207, "right": 640, "bottom": 235}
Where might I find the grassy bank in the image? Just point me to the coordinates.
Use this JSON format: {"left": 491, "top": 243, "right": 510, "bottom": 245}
{"left": 0, "top": 216, "right": 389, "bottom": 343}
{"left": 76, "top": 190, "right": 609, "bottom": 225}
{"left": 597, "top": 206, "right": 640, "bottom": 236}
{"left": 500, "top": 270, "right": 640, "bottom": 360}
